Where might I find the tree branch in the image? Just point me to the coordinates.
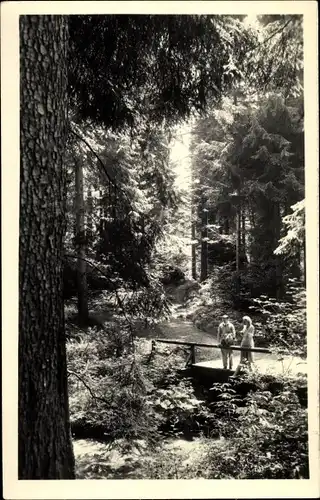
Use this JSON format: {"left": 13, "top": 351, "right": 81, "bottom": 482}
{"left": 69, "top": 125, "right": 140, "bottom": 218}
{"left": 66, "top": 254, "right": 125, "bottom": 304}
{"left": 69, "top": 127, "right": 115, "bottom": 184}
{"left": 246, "top": 18, "right": 294, "bottom": 57}
{"left": 260, "top": 18, "right": 293, "bottom": 47}
{"left": 65, "top": 253, "right": 137, "bottom": 347}
{"left": 67, "top": 369, "right": 109, "bottom": 405}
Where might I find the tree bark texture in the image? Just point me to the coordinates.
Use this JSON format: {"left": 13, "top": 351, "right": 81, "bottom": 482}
{"left": 241, "top": 209, "right": 246, "bottom": 257}
{"left": 86, "top": 187, "right": 94, "bottom": 248}
{"left": 19, "top": 15, "right": 75, "bottom": 479}
{"left": 75, "top": 157, "right": 89, "bottom": 324}
{"left": 96, "top": 187, "right": 105, "bottom": 259}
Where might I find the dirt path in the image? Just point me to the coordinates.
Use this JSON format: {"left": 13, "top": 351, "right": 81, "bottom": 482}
{"left": 152, "top": 318, "right": 216, "bottom": 344}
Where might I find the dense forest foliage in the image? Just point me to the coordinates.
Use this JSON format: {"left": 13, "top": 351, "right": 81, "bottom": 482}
{"left": 18, "top": 13, "right": 310, "bottom": 481}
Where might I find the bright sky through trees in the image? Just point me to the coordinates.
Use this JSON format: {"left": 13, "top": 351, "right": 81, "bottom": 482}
{"left": 170, "top": 124, "right": 192, "bottom": 190}
{"left": 169, "top": 14, "right": 261, "bottom": 191}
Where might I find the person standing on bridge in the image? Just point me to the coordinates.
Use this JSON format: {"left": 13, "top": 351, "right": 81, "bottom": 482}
{"left": 234, "top": 315, "right": 255, "bottom": 376}
{"left": 217, "top": 314, "right": 235, "bottom": 370}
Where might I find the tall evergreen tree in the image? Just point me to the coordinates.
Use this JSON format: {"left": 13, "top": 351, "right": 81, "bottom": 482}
{"left": 19, "top": 15, "right": 75, "bottom": 479}
{"left": 190, "top": 92, "right": 304, "bottom": 299}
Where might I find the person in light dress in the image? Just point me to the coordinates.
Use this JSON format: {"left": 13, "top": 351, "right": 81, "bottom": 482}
{"left": 234, "top": 315, "right": 255, "bottom": 375}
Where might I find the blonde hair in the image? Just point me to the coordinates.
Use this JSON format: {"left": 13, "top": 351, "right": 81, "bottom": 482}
{"left": 242, "top": 315, "right": 252, "bottom": 326}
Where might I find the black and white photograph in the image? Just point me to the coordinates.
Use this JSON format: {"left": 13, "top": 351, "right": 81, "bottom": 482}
{"left": 1, "top": 1, "right": 319, "bottom": 498}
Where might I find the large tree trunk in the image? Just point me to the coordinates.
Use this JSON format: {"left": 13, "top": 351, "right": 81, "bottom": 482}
{"left": 75, "top": 157, "right": 89, "bottom": 324}
{"left": 19, "top": 15, "right": 75, "bottom": 479}
{"left": 96, "top": 187, "right": 105, "bottom": 259}
{"left": 86, "top": 187, "right": 94, "bottom": 249}
{"left": 241, "top": 208, "right": 246, "bottom": 257}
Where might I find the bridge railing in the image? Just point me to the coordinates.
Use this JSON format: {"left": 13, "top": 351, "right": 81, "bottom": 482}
{"left": 151, "top": 338, "right": 273, "bottom": 366}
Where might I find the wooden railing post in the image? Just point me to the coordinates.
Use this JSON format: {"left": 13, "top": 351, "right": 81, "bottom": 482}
{"left": 191, "top": 345, "right": 196, "bottom": 364}
{"left": 147, "top": 340, "right": 156, "bottom": 363}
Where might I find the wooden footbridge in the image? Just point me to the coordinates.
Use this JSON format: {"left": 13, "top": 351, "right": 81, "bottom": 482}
{"left": 150, "top": 338, "right": 306, "bottom": 382}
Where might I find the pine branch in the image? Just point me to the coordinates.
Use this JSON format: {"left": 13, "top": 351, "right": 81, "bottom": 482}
{"left": 65, "top": 253, "right": 137, "bottom": 347}
{"left": 65, "top": 254, "right": 123, "bottom": 305}
{"left": 246, "top": 18, "right": 294, "bottom": 57}
{"left": 69, "top": 125, "right": 142, "bottom": 219}
{"left": 67, "top": 369, "right": 109, "bottom": 405}
{"left": 69, "top": 126, "right": 117, "bottom": 186}
{"left": 260, "top": 18, "right": 293, "bottom": 47}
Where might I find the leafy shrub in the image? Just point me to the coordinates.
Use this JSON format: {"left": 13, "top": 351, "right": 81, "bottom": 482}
{"left": 249, "top": 278, "right": 306, "bottom": 355}
{"left": 208, "top": 382, "right": 243, "bottom": 436}
{"left": 213, "top": 262, "right": 274, "bottom": 309}
{"left": 68, "top": 329, "right": 198, "bottom": 447}
{"left": 149, "top": 378, "right": 215, "bottom": 438}
{"left": 117, "top": 278, "right": 171, "bottom": 327}
{"left": 67, "top": 333, "right": 159, "bottom": 446}
{"left": 198, "top": 372, "right": 309, "bottom": 479}
{"left": 159, "top": 264, "right": 186, "bottom": 285}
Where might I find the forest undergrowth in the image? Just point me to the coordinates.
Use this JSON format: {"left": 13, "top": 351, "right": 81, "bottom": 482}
{"left": 66, "top": 274, "right": 308, "bottom": 480}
